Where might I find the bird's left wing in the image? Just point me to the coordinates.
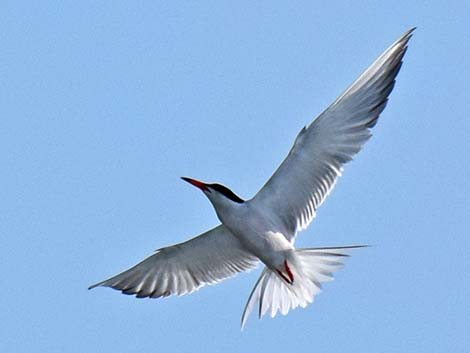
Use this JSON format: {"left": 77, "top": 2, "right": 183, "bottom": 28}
{"left": 251, "top": 28, "right": 414, "bottom": 240}
{"left": 89, "top": 225, "right": 258, "bottom": 298}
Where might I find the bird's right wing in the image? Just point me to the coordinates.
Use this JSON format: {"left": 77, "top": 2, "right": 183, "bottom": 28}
{"left": 251, "top": 28, "right": 414, "bottom": 240}
{"left": 89, "top": 225, "right": 259, "bottom": 298}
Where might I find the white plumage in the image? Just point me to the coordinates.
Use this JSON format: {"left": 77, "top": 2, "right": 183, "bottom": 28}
{"left": 90, "top": 28, "right": 414, "bottom": 329}
{"left": 90, "top": 225, "right": 258, "bottom": 297}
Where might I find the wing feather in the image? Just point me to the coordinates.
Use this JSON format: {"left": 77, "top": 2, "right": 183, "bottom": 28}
{"left": 89, "top": 225, "right": 258, "bottom": 298}
{"left": 252, "top": 28, "right": 414, "bottom": 240}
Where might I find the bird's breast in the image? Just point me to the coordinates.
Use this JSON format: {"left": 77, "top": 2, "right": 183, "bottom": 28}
{"left": 218, "top": 203, "right": 293, "bottom": 268}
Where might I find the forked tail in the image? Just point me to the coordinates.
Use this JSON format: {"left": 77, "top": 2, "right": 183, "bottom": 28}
{"left": 240, "top": 245, "right": 366, "bottom": 329}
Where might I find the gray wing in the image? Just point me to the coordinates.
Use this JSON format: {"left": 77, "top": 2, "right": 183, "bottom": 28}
{"left": 89, "top": 225, "right": 259, "bottom": 298}
{"left": 251, "top": 28, "right": 414, "bottom": 240}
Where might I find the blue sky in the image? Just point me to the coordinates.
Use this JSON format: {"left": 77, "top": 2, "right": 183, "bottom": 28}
{"left": 2, "top": 1, "right": 469, "bottom": 352}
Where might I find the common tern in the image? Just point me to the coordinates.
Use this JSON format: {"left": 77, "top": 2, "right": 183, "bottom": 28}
{"left": 89, "top": 28, "right": 414, "bottom": 329}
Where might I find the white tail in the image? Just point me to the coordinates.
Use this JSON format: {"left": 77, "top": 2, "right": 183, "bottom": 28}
{"left": 240, "top": 245, "right": 365, "bottom": 329}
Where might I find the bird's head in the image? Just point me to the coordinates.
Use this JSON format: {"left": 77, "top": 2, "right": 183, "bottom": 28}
{"left": 181, "top": 177, "right": 245, "bottom": 209}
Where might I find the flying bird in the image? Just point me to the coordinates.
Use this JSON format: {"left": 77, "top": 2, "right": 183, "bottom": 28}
{"left": 89, "top": 28, "right": 414, "bottom": 328}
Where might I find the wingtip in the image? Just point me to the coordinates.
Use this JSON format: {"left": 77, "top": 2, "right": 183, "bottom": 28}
{"left": 401, "top": 27, "right": 417, "bottom": 42}
{"left": 88, "top": 282, "right": 102, "bottom": 290}
{"left": 240, "top": 321, "right": 246, "bottom": 331}
{"left": 391, "top": 27, "right": 416, "bottom": 49}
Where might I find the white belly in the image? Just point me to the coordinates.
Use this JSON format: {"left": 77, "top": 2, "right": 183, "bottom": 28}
{"left": 217, "top": 203, "right": 294, "bottom": 269}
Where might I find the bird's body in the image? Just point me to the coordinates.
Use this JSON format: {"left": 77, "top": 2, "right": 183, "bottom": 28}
{"left": 213, "top": 195, "right": 293, "bottom": 269}
{"left": 89, "top": 28, "right": 415, "bottom": 328}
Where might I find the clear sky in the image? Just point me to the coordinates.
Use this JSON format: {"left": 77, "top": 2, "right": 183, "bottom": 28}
{"left": 2, "top": 1, "right": 469, "bottom": 352}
